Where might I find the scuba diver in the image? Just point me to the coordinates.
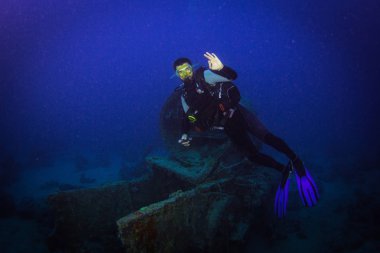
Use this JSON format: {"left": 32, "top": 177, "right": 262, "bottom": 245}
{"left": 173, "top": 52, "right": 319, "bottom": 218}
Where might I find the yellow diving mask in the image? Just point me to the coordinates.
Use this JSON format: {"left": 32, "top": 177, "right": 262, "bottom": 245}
{"left": 176, "top": 63, "right": 193, "bottom": 79}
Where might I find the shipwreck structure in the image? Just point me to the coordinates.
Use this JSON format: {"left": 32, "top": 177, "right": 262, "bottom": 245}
{"left": 47, "top": 91, "right": 275, "bottom": 253}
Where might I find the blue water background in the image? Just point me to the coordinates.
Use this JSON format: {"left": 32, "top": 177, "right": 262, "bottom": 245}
{"left": 1, "top": 0, "right": 379, "bottom": 164}
{"left": 0, "top": 0, "right": 379, "bottom": 251}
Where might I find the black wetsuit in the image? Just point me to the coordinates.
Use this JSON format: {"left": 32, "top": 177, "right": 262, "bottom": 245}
{"left": 180, "top": 66, "right": 297, "bottom": 172}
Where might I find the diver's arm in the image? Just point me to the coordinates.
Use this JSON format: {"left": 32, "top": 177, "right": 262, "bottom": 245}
{"left": 177, "top": 96, "right": 192, "bottom": 146}
{"left": 210, "top": 65, "right": 237, "bottom": 80}
{"left": 179, "top": 115, "right": 191, "bottom": 146}
{"left": 204, "top": 66, "right": 237, "bottom": 85}
{"left": 181, "top": 113, "right": 191, "bottom": 135}
{"left": 180, "top": 96, "right": 191, "bottom": 134}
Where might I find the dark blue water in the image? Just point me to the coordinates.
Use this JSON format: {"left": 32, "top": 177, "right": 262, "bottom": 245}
{"left": 1, "top": 0, "right": 379, "bottom": 252}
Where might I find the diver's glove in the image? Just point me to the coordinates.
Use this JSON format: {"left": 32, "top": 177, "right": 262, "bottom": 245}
{"left": 274, "top": 162, "right": 292, "bottom": 218}
{"left": 178, "top": 133, "right": 192, "bottom": 147}
{"left": 292, "top": 157, "right": 319, "bottom": 207}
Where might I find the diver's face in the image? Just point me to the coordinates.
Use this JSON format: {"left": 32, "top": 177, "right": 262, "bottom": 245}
{"left": 176, "top": 63, "right": 193, "bottom": 81}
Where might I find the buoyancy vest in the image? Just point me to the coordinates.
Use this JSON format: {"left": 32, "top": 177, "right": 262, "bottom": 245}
{"left": 181, "top": 67, "right": 240, "bottom": 130}
{"left": 182, "top": 67, "right": 213, "bottom": 115}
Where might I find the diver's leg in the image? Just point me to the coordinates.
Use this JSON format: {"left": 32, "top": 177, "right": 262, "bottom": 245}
{"left": 263, "top": 133, "right": 297, "bottom": 161}
{"left": 239, "top": 105, "right": 297, "bottom": 160}
{"left": 230, "top": 109, "right": 301, "bottom": 217}
{"left": 238, "top": 106, "right": 319, "bottom": 214}
{"left": 224, "top": 110, "right": 285, "bottom": 172}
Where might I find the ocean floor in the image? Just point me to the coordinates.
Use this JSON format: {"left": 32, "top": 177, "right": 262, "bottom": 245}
{"left": 244, "top": 156, "right": 380, "bottom": 253}
{"left": 7, "top": 153, "right": 127, "bottom": 203}
{"left": 0, "top": 217, "right": 49, "bottom": 253}
{"left": 1, "top": 154, "right": 379, "bottom": 253}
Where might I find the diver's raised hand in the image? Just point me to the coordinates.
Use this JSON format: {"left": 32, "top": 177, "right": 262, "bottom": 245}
{"left": 204, "top": 52, "right": 224, "bottom": 71}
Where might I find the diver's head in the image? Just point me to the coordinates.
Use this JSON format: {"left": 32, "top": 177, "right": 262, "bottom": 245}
{"left": 173, "top": 57, "right": 193, "bottom": 81}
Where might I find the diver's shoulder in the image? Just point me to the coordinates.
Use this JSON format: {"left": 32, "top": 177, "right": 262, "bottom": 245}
{"left": 194, "top": 66, "right": 207, "bottom": 74}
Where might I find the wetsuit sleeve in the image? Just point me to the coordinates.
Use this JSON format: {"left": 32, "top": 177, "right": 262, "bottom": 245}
{"left": 181, "top": 112, "right": 191, "bottom": 134}
{"left": 203, "top": 65, "right": 238, "bottom": 85}
{"left": 180, "top": 95, "right": 191, "bottom": 134}
{"left": 210, "top": 65, "right": 237, "bottom": 80}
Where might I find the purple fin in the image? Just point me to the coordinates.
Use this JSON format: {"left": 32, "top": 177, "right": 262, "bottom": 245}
{"left": 274, "top": 179, "right": 290, "bottom": 218}
{"left": 296, "top": 168, "right": 319, "bottom": 207}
